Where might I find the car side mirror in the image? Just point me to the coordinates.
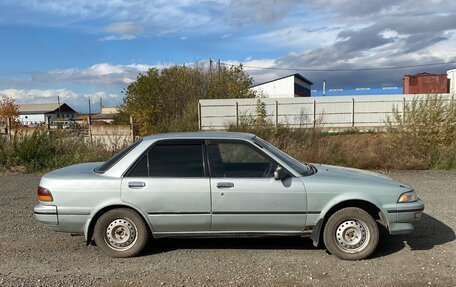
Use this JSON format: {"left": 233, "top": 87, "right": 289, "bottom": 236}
{"left": 274, "top": 166, "right": 288, "bottom": 180}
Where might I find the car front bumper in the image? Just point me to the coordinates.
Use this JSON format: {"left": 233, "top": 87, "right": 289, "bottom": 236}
{"left": 385, "top": 199, "right": 425, "bottom": 235}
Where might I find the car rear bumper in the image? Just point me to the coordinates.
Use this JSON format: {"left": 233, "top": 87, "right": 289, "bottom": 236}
{"left": 34, "top": 204, "right": 90, "bottom": 234}
{"left": 34, "top": 204, "right": 58, "bottom": 226}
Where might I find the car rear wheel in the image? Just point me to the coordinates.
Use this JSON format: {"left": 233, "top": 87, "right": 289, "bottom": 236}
{"left": 94, "top": 208, "right": 150, "bottom": 258}
{"left": 323, "top": 207, "right": 379, "bottom": 260}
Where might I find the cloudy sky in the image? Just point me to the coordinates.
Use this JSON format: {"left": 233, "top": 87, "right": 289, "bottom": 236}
{"left": 1, "top": 0, "right": 455, "bottom": 111}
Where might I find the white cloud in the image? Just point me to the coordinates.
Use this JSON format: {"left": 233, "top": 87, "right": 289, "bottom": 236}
{"left": 101, "top": 21, "right": 143, "bottom": 41}
{"left": 2, "top": 0, "right": 221, "bottom": 36}
{"left": 247, "top": 26, "right": 344, "bottom": 50}
{"left": 100, "top": 34, "right": 137, "bottom": 41}
{"left": 105, "top": 22, "right": 143, "bottom": 34}
{"left": 34, "top": 63, "right": 156, "bottom": 86}
{"left": 0, "top": 88, "right": 120, "bottom": 112}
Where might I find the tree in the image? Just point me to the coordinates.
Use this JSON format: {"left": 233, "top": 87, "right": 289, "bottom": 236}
{"left": 0, "top": 95, "right": 19, "bottom": 127}
{"left": 120, "top": 62, "right": 256, "bottom": 135}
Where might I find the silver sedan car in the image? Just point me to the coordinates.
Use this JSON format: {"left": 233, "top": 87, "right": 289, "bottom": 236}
{"left": 34, "top": 132, "right": 424, "bottom": 260}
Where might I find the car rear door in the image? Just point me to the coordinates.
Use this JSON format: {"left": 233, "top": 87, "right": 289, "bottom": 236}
{"left": 121, "top": 139, "right": 211, "bottom": 233}
{"left": 207, "top": 139, "right": 308, "bottom": 232}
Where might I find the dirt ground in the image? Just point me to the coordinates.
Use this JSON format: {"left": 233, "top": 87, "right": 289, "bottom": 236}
{"left": 0, "top": 170, "right": 455, "bottom": 286}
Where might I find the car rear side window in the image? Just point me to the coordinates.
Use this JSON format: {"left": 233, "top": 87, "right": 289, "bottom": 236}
{"left": 95, "top": 139, "right": 142, "bottom": 173}
{"left": 127, "top": 144, "right": 205, "bottom": 177}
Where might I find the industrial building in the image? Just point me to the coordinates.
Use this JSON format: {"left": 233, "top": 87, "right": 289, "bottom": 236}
{"left": 403, "top": 72, "right": 449, "bottom": 94}
{"left": 250, "top": 73, "right": 313, "bottom": 98}
{"left": 18, "top": 103, "right": 77, "bottom": 125}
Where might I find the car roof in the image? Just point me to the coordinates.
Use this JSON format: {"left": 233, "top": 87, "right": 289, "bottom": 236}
{"left": 142, "top": 131, "right": 256, "bottom": 142}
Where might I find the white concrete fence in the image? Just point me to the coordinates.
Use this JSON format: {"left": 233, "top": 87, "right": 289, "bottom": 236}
{"left": 198, "top": 93, "right": 454, "bottom": 131}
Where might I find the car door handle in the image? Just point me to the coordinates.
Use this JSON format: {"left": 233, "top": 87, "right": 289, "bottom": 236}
{"left": 128, "top": 181, "right": 146, "bottom": 189}
{"left": 217, "top": 182, "right": 234, "bottom": 188}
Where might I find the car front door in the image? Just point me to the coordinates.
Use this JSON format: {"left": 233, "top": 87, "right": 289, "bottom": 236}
{"left": 208, "top": 140, "right": 307, "bottom": 232}
{"left": 121, "top": 139, "right": 211, "bottom": 234}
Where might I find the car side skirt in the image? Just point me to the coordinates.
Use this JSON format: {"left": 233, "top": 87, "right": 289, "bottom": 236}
{"left": 152, "top": 231, "right": 312, "bottom": 239}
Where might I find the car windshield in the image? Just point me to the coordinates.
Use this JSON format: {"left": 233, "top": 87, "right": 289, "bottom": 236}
{"left": 94, "top": 139, "right": 143, "bottom": 173}
{"left": 254, "top": 137, "right": 316, "bottom": 176}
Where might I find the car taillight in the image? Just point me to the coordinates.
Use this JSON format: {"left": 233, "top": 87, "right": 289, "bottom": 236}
{"left": 37, "top": 186, "right": 53, "bottom": 202}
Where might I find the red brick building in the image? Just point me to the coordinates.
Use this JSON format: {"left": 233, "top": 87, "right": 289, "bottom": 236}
{"left": 403, "top": 72, "right": 449, "bottom": 94}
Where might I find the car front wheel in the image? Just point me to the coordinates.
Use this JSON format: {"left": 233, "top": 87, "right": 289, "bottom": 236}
{"left": 94, "top": 208, "right": 150, "bottom": 258}
{"left": 323, "top": 207, "right": 379, "bottom": 260}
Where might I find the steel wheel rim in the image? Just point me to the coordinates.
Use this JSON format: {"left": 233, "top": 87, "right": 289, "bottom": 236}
{"left": 105, "top": 218, "right": 138, "bottom": 251}
{"left": 335, "top": 219, "right": 370, "bottom": 253}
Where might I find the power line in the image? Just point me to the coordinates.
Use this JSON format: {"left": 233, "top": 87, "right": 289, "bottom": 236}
{"left": 220, "top": 60, "right": 456, "bottom": 72}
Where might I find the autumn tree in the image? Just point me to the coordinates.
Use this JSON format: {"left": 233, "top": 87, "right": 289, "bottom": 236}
{"left": 120, "top": 62, "right": 256, "bottom": 135}
{"left": 0, "top": 95, "right": 19, "bottom": 127}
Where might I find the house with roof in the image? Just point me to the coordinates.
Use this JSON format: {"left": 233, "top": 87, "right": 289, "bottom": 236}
{"left": 250, "top": 73, "right": 313, "bottom": 98}
{"left": 18, "top": 103, "right": 77, "bottom": 125}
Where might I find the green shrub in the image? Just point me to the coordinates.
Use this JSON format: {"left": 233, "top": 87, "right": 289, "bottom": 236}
{"left": 386, "top": 95, "right": 456, "bottom": 169}
{"left": 0, "top": 130, "right": 115, "bottom": 172}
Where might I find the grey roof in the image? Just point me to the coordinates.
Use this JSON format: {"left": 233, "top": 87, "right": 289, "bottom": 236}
{"left": 252, "top": 73, "right": 313, "bottom": 87}
{"left": 19, "top": 103, "right": 76, "bottom": 115}
{"left": 143, "top": 132, "right": 256, "bottom": 141}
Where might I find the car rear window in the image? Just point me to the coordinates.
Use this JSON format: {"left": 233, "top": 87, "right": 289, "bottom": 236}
{"left": 94, "top": 139, "right": 143, "bottom": 173}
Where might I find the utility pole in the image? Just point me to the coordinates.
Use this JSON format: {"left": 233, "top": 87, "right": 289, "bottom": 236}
{"left": 88, "top": 97, "right": 92, "bottom": 144}
{"left": 99, "top": 97, "right": 103, "bottom": 113}
{"left": 57, "top": 96, "right": 61, "bottom": 118}
{"left": 88, "top": 97, "right": 92, "bottom": 121}
{"left": 208, "top": 58, "right": 213, "bottom": 77}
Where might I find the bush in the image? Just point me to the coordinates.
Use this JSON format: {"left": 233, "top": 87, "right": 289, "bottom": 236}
{"left": 386, "top": 95, "right": 456, "bottom": 169}
{"left": 0, "top": 129, "right": 115, "bottom": 172}
{"left": 227, "top": 122, "right": 391, "bottom": 169}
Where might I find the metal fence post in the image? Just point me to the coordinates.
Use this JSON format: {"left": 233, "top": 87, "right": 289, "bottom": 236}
{"left": 402, "top": 97, "right": 406, "bottom": 121}
{"left": 235, "top": 102, "right": 239, "bottom": 127}
{"left": 275, "top": 101, "right": 279, "bottom": 127}
{"left": 87, "top": 116, "right": 93, "bottom": 145}
{"left": 129, "top": 116, "right": 134, "bottom": 143}
{"left": 313, "top": 100, "right": 316, "bottom": 127}
{"left": 197, "top": 102, "right": 202, "bottom": 130}
{"left": 352, "top": 98, "right": 355, "bottom": 127}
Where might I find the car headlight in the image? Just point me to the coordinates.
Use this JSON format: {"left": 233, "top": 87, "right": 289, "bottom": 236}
{"left": 397, "top": 190, "right": 418, "bottom": 203}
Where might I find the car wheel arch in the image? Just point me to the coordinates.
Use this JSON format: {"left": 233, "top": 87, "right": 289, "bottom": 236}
{"left": 311, "top": 199, "right": 388, "bottom": 247}
{"left": 85, "top": 204, "right": 154, "bottom": 245}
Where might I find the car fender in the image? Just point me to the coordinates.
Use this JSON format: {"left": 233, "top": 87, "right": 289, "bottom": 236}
{"left": 309, "top": 192, "right": 391, "bottom": 246}
{"left": 83, "top": 199, "right": 155, "bottom": 242}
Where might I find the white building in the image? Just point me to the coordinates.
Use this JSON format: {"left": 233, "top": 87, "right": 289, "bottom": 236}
{"left": 90, "top": 106, "right": 121, "bottom": 123}
{"left": 448, "top": 69, "right": 456, "bottom": 94}
{"left": 18, "top": 103, "right": 77, "bottom": 125}
{"left": 250, "top": 73, "right": 313, "bottom": 98}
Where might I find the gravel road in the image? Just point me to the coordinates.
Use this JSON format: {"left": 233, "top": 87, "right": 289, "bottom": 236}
{"left": 0, "top": 171, "right": 455, "bottom": 286}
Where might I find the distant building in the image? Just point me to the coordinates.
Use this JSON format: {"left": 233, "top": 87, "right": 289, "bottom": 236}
{"left": 403, "top": 72, "right": 449, "bottom": 94}
{"left": 90, "top": 106, "right": 121, "bottom": 123}
{"left": 251, "top": 73, "right": 313, "bottom": 98}
{"left": 100, "top": 107, "right": 120, "bottom": 115}
{"left": 18, "top": 103, "right": 77, "bottom": 125}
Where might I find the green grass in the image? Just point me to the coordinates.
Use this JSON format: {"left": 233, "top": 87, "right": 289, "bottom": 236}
{"left": 0, "top": 129, "right": 115, "bottom": 173}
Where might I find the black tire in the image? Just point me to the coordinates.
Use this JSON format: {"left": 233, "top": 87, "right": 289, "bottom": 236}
{"left": 94, "top": 208, "right": 150, "bottom": 258}
{"left": 323, "top": 207, "right": 379, "bottom": 260}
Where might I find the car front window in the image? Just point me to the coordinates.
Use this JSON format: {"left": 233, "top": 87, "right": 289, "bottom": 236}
{"left": 253, "top": 137, "right": 315, "bottom": 176}
{"left": 208, "top": 142, "right": 276, "bottom": 178}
